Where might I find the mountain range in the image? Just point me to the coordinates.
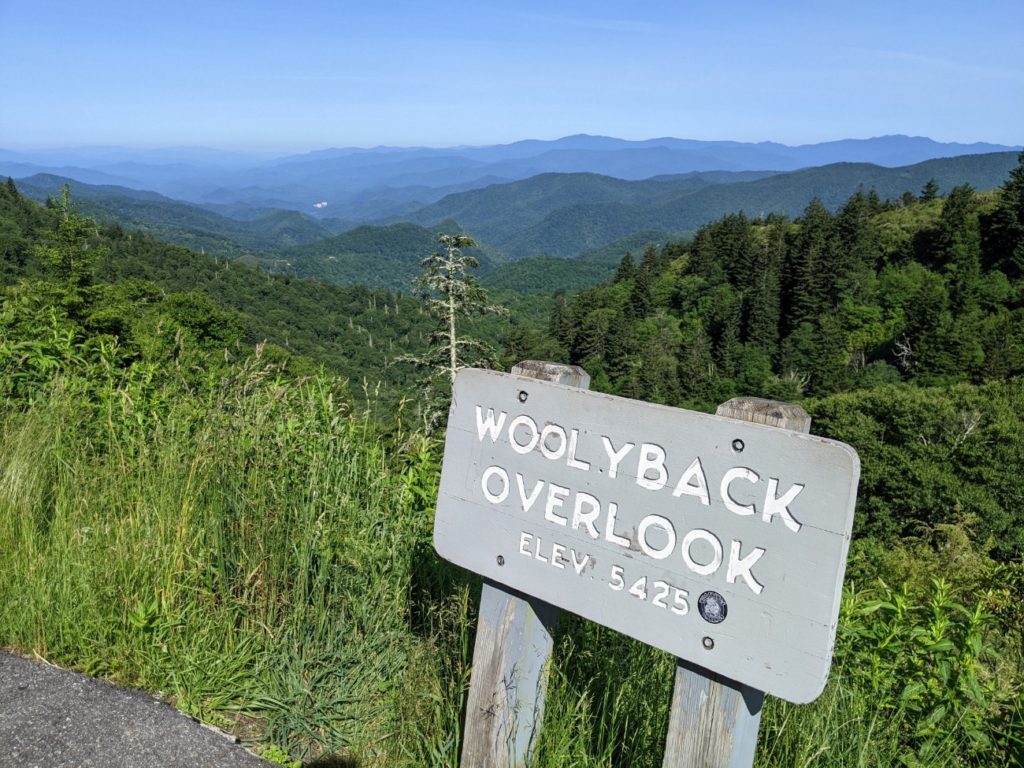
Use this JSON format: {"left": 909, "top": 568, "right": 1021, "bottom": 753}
{"left": 9, "top": 135, "right": 1022, "bottom": 295}
{"left": 4, "top": 134, "right": 1019, "bottom": 222}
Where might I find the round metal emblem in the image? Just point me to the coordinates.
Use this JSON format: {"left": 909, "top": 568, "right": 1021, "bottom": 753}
{"left": 697, "top": 591, "right": 728, "bottom": 624}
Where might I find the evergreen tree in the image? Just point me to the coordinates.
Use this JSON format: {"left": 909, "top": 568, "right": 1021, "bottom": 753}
{"left": 835, "top": 190, "right": 879, "bottom": 303}
{"left": 548, "top": 291, "right": 573, "bottom": 350}
{"left": 897, "top": 265, "right": 965, "bottom": 378}
{"left": 604, "top": 323, "right": 637, "bottom": 397}
{"left": 866, "top": 188, "right": 884, "bottom": 214}
{"left": 713, "top": 212, "right": 757, "bottom": 289}
{"left": 677, "top": 321, "right": 716, "bottom": 404}
{"left": 744, "top": 217, "right": 784, "bottom": 353}
{"left": 0, "top": 179, "right": 34, "bottom": 281}
{"left": 571, "top": 307, "right": 615, "bottom": 367}
{"left": 33, "top": 185, "right": 107, "bottom": 320}
{"left": 783, "top": 198, "right": 834, "bottom": 331}
{"left": 980, "top": 309, "right": 1024, "bottom": 379}
{"left": 639, "top": 244, "right": 661, "bottom": 274}
{"left": 808, "top": 313, "right": 853, "bottom": 394}
{"left": 503, "top": 325, "right": 532, "bottom": 364}
{"left": 920, "top": 178, "right": 940, "bottom": 202}
{"left": 936, "top": 184, "right": 982, "bottom": 311}
{"left": 614, "top": 252, "right": 636, "bottom": 282}
{"left": 628, "top": 264, "right": 653, "bottom": 318}
{"left": 980, "top": 152, "right": 1024, "bottom": 277}
{"left": 709, "top": 286, "right": 742, "bottom": 379}
{"left": 686, "top": 226, "right": 725, "bottom": 283}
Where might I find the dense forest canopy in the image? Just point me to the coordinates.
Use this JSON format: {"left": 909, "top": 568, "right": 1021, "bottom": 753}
{"left": 546, "top": 174, "right": 1023, "bottom": 405}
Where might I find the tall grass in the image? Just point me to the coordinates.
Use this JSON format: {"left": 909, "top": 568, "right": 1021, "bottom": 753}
{"left": 0, "top": 359, "right": 456, "bottom": 764}
{"left": 1, "top": 358, "right": 1020, "bottom": 765}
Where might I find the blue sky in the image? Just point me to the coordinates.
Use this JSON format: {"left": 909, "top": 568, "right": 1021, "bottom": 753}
{"left": 1, "top": 1, "right": 1021, "bottom": 150}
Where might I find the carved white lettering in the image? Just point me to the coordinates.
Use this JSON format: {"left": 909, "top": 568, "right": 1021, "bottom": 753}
{"left": 603, "top": 501, "right": 631, "bottom": 548}
{"left": 481, "top": 465, "right": 509, "bottom": 504}
{"left": 566, "top": 429, "right": 591, "bottom": 470}
{"left": 571, "top": 549, "right": 591, "bottom": 575}
{"left": 637, "top": 514, "right": 676, "bottom": 560}
{"left": 672, "top": 456, "right": 711, "bottom": 505}
{"left": 544, "top": 483, "right": 570, "bottom": 526}
{"left": 721, "top": 467, "right": 759, "bottom": 516}
{"left": 727, "top": 540, "right": 766, "bottom": 594}
{"left": 763, "top": 478, "right": 804, "bottom": 532}
{"left": 519, "top": 531, "right": 531, "bottom": 556}
{"left": 540, "top": 423, "right": 567, "bottom": 460}
{"left": 475, "top": 406, "right": 507, "bottom": 442}
{"left": 533, "top": 536, "right": 548, "bottom": 563}
{"left": 601, "top": 436, "right": 634, "bottom": 479}
{"left": 508, "top": 415, "right": 540, "bottom": 454}
{"left": 572, "top": 491, "right": 601, "bottom": 539}
{"left": 551, "top": 542, "right": 567, "bottom": 568}
{"left": 681, "top": 528, "right": 723, "bottom": 576}
{"left": 515, "top": 473, "right": 544, "bottom": 513}
{"left": 636, "top": 443, "right": 668, "bottom": 490}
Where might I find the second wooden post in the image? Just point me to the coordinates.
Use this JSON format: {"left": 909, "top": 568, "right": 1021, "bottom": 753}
{"left": 662, "top": 397, "right": 812, "bottom": 768}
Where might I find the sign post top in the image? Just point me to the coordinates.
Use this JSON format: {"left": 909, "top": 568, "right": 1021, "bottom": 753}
{"left": 511, "top": 360, "right": 590, "bottom": 388}
{"left": 435, "top": 368, "right": 859, "bottom": 703}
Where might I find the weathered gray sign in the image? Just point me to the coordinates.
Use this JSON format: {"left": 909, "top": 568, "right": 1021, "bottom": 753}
{"left": 434, "top": 368, "right": 859, "bottom": 703}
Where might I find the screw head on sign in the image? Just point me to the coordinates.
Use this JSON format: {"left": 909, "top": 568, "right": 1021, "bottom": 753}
{"left": 496, "top": 555, "right": 505, "bottom": 566}
{"left": 702, "top": 636, "right": 715, "bottom": 650}
{"left": 518, "top": 390, "right": 528, "bottom": 403}
{"left": 698, "top": 591, "right": 728, "bottom": 624}
{"left": 731, "top": 438, "right": 744, "bottom": 453}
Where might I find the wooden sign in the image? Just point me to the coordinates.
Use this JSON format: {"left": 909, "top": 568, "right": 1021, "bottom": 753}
{"left": 435, "top": 368, "right": 860, "bottom": 704}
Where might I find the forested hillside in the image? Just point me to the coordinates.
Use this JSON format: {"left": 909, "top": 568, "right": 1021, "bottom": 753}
{"left": 0, "top": 179, "right": 435, "bottom": 395}
{"left": 16, "top": 174, "right": 334, "bottom": 257}
{"left": 270, "top": 220, "right": 475, "bottom": 293}
{"left": 401, "top": 170, "right": 770, "bottom": 252}
{"left": 406, "top": 152, "right": 1021, "bottom": 259}
{"left": 549, "top": 187, "right": 1022, "bottom": 402}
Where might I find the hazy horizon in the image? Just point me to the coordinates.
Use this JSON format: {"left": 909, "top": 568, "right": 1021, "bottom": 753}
{"left": 3, "top": 133, "right": 1021, "bottom": 159}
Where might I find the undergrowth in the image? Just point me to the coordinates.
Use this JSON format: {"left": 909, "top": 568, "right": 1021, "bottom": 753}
{"left": 0, "top": 350, "right": 1021, "bottom": 765}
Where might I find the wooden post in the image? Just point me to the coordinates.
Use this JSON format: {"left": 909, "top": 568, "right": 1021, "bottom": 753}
{"left": 662, "top": 397, "right": 811, "bottom": 768}
{"left": 460, "top": 361, "right": 590, "bottom": 768}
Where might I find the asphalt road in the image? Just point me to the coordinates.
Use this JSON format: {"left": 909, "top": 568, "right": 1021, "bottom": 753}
{"left": 0, "top": 651, "right": 272, "bottom": 767}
